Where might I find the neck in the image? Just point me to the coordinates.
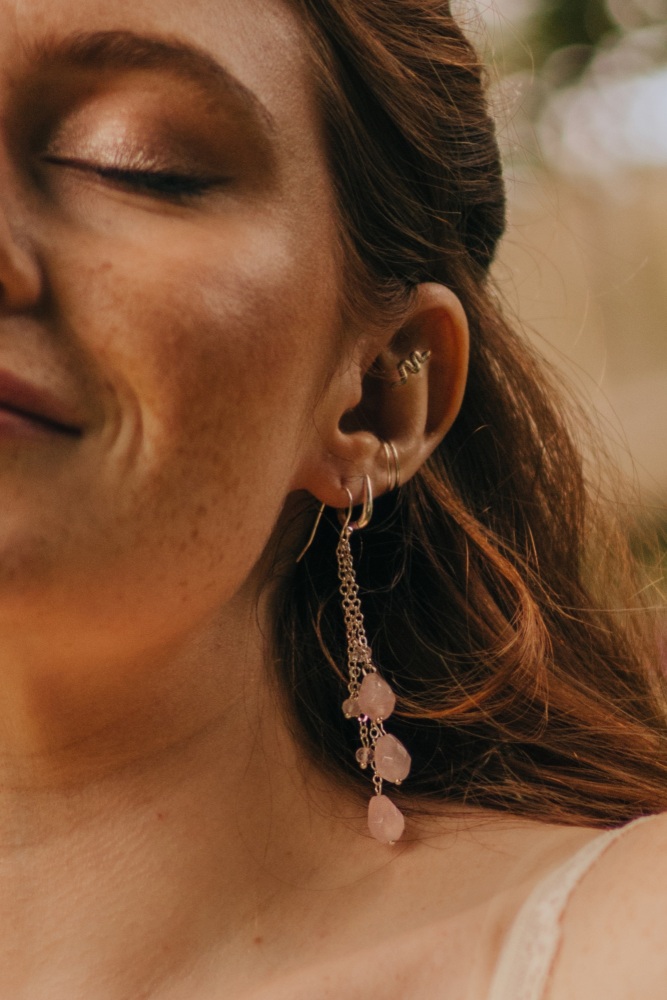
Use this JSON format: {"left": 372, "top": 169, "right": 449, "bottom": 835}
{"left": 0, "top": 584, "right": 387, "bottom": 999}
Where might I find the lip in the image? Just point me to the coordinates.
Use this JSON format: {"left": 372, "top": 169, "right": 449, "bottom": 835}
{"left": 0, "top": 369, "right": 83, "bottom": 436}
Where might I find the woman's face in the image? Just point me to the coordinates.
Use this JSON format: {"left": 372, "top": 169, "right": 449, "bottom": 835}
{"left": 0, "top": 0, "right": 344, "bottom": 663}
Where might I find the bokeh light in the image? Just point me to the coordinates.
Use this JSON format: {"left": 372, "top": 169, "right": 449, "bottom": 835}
{"left": 467, "top": 0, "right": 667, "bottom": 539}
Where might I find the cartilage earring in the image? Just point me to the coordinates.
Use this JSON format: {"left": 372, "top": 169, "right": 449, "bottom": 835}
{"left": 337, "top": 476, "right": 411, "bottom": 844}
{"left": 394, "top": 349, "right": 432, "bottom": 387}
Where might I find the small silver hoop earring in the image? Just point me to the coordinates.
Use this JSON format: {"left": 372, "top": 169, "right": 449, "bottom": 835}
{"left": 388, "top": 441, "right": 401, "bottom": 490}
{"left": 381, "top": 441, "right": 397, "bottom": 492}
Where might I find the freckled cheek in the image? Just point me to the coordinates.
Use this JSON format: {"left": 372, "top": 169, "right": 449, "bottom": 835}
{"left": 85, "top": 243, "right": 321, "bottom": 494}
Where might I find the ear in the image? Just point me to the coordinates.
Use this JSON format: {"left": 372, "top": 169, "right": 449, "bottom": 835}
{"left": 298, "top": 282, "right": 469, "bottom": 507}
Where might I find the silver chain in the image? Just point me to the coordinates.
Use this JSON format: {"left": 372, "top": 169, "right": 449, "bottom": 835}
{"left": 336, "top": 525, "right": 382, "bottom": 795}
{"left": 336, "top": 525, "right": 375, "bottom": 697}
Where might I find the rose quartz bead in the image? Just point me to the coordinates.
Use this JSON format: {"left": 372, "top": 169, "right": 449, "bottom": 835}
{"left": 356, "top": 746, "right": 373, "bottom": 769}
{"left": 373, "top": 733, "right": 411, "bottom": 783}
{"left": 357, "top": 673, "right": 396, "bottom": 721}
{"left": 342, "top": 697, "right": 360, "bottom": 718}
{"left": 368, "top": 794, "right": 405, "bottom": 844}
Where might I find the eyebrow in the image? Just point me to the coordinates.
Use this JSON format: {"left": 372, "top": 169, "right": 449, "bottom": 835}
{"left": 29, "top": 29, "right": 276, "bottom": 134}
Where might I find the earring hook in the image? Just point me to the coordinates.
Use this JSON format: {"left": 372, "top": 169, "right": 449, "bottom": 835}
{"left": 295, "top": 501, "right": 326, "bottom": 564}
{"left": 296, "top": 476, "right": 374, "bottom": 564}
{"left": 338, "top": 475, "right": 374, "bottom": 533}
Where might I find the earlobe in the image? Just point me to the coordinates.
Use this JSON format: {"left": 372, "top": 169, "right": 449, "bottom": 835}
{"left": 297, "top": 282, "right": 469, "bottom": 505}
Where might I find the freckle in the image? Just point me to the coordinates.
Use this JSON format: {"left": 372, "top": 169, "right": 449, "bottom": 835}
{"left": 156, "top": 812, "right": 166, "bottom": 821}
{"left": 253, "top": 936, "right": 264, "bottom": 947}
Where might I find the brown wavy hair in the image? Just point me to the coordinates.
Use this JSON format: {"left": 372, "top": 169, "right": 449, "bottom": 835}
{"left": 275, "top": 0, "right": 667, "bottom": 828}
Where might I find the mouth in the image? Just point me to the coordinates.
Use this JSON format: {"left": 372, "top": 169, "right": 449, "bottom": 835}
{"left": 0, "top": 370, "right": 84, "bottom": 439}
{"left": 0, "top": 403, "right": 82, "bottom": 437}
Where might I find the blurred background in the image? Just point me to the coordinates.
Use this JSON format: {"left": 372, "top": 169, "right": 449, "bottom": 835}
{"left": 461, "top": 0, "right": 667, "bottom": 597}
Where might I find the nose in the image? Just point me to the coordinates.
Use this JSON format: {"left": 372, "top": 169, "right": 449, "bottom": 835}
{"left": 0, "top": 204, "right": 42, "bottom": 311}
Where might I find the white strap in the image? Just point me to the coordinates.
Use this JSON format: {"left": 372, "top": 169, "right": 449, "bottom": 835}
{"left": 487, "top": 815, "right": 655, "bottom": 1000}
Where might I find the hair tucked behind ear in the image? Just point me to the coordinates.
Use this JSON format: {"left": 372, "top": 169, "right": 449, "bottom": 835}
{"left": 276, "top": 0, "right": 667, "bottom": 827}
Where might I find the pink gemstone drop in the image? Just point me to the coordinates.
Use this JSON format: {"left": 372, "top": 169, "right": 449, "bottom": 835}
{"left": 373, "top": 733, "right": 411, "bottom": 783}
{"left": 357, "top": 673, "right": 396, "bottom": 721}
{"left": 342, "top": 697, "right": 360, "bottom": 719}
{"left": 368, "top": 794, "right": 405, "bottom": 844}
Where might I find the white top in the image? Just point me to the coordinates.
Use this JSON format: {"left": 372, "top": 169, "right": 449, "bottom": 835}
{"left": 487, "top": 814, "right": 656, "bottom": 1000}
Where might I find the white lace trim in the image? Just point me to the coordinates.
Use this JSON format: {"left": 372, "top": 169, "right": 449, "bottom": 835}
{"left": 486, "top": 815, "right": 654, "bottom": 1000}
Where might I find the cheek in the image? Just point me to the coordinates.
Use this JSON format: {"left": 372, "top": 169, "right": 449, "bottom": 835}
{"left": 51, "top": 213, "right": 338, "bottom": 608}
{"left": 110, "top": 230, "right": 317, "bottom": 486}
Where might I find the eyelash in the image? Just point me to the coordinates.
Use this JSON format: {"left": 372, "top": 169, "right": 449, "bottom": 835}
{"left": 43, "top": 156, "right": 218, "bottom": 201}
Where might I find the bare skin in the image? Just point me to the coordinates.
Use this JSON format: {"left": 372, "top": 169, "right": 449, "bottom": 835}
{"left": 1, "top": 0, "right": 666, "bottom": 997}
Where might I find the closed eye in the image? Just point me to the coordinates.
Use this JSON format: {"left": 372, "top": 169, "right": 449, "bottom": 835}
{"left": 43, "top": 155, "right": 223, "bottom": 200}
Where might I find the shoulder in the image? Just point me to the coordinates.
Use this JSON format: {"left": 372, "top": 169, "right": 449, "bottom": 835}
{"left": 545, "top": 812, "right": 667, "bottom": 1000}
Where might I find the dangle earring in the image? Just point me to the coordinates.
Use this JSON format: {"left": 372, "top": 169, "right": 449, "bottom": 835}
{"left": 337, "top": 477, "right": 411, "bottom": 844}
